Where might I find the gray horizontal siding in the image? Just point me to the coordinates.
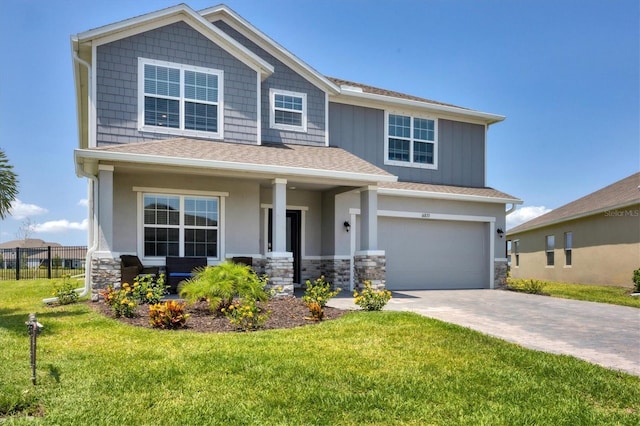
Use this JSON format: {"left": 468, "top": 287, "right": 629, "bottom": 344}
{"left": 96, "top": 21, "right": 258, "bottom": 145}
{"left": 213, "top": 20, "right": 326, "bottom": 146}
{"left": 329, "top": 102, "right": 485, "bottom": 187}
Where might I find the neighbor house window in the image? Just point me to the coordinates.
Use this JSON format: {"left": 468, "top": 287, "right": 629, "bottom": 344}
{"left": 385, "top": 113, "right": 437, "bottom": 169}
{"left": 564, "top": 232, "right": 572, "bottom": 266}
{"left": 545, "top": 235, "right": 555, "bottom": 266}
{"left": 138, "top": 58, "right": 223, "bottom": 138}
{"left": 143, "top": 194, "right": 219, "bottom": 258}
{"left": 269, "top": 88, "right": 307, "bottom": 132}
{"left": 513, "top": 240, "right": 520, "bottom": 267}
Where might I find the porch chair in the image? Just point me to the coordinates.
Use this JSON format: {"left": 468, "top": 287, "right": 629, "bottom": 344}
{"left": 120, "top": 255, "right": 159, "bottom": 285}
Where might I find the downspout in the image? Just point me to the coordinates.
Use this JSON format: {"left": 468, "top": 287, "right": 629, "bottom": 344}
{"left": 44, "top": 51, "right": 97, "bottom": 303}
{"left": 506, "top": 203, "right": 517, "bottom": 215}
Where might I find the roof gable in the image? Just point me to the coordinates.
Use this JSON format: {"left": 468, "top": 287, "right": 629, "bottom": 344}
{"left": 508, "top": 172, "right": 640, "bottom": 234}
{"left": 199, "top": 5, "right": 340, "bottom": 94}
{"left": 73, "top": 3, "right": 274, "bottom": 78}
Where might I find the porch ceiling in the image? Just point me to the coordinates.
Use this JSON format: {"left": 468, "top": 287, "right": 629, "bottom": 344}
{"left": 75, "top": 138, "right": 396, "bottom": 188}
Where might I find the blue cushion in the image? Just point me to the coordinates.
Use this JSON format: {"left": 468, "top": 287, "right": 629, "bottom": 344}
{"left": 170, "top": 272, "right": 193, "bottom": 278}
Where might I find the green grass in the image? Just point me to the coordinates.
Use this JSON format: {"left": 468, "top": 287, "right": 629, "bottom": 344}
{"left": 1, "top": 279, "right": 639, "bottom": 425}
{"left": 540, "top": 281, "right": 640, "bottom": 308}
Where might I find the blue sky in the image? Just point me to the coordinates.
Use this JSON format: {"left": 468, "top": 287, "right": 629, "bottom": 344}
{"left": 1, "top": 0, "right": 638, "bottom": 246}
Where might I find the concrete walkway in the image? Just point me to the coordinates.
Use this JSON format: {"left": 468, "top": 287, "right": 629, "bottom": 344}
{"left": 327, "top": 289, "right": 640, "bottom": 376}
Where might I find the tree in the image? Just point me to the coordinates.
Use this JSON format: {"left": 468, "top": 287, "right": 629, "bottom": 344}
{"left": 0, "top": 149, "right": 18, "bottom": 219}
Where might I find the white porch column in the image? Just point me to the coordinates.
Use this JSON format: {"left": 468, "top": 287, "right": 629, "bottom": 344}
{"left": 271, "top": 178, "right": 287, "bottom": 255}
{"left": 97, "top": 164, "right": 114, "bottom": 254}
{"left": 360, "top": 185, "right": 378, "bottom": 251}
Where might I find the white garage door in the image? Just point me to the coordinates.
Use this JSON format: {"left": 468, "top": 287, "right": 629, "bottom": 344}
{"left": 378, "top": 217, "right": 489, "bottom": 290}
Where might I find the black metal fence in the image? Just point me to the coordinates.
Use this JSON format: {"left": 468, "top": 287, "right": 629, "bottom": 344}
{"left": 0, "top": 246, "right": 87, "bottom": 280}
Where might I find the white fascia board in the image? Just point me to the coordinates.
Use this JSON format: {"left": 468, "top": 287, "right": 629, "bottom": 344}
{"left": 506, "top": 200, "right": 640, "bottom": 236}
{"left": 378, "top": 187, "right": 522, "bottom": 205}
{"left": 199, "top": 5, "right": 340, "bottom": 94}
{"left": 330, "top": 90, "right": 505, "bottom": 125}
{"left": 74, "top": 149, "right": 397, "bottom": 184}
{"left": 76, "top": 4, "right": 274, "bottom": 79}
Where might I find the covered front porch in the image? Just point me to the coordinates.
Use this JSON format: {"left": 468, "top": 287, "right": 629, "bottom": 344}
{"left": 74, "top": 138, "right": 397, "bottom": 295}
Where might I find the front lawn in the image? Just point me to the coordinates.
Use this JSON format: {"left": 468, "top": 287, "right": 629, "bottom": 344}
{"left": 519, "top": 280, "right": 640, "bottom": 308}
{"left": 1, "top": 279, "right": 639, "bottom": 425}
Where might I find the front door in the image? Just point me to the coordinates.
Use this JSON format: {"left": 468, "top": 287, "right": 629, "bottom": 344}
{"left": 268, "top": 209, "right": 301, "bottom": 284}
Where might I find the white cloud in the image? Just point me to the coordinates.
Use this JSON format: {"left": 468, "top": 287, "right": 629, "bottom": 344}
{"left": 77, "top": 198, "right": 89, "bottom": 207}
{"left": 32, "top": 218, "right": 89, "bottom": 233}
{"left": 507, "top": 205, "right": 552, "bottom": 230}
{"left": 9, "top": 199, "right": 48, "bottom": 220}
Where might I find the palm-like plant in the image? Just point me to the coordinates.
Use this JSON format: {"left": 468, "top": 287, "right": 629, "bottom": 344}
{"left": 0, "top": 149, "right": 18, "bottom": 219}
{"left": 179, "top": 262, "right": 269, "bottom": 314}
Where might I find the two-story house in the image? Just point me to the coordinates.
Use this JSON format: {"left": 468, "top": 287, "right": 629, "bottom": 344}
{"left": 72, "top": 3, "right": 521, "bottom": 296}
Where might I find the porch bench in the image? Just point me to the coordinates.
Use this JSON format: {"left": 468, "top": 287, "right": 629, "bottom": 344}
{"left": 165, "top": 256, "right": 208, "bottom": 294}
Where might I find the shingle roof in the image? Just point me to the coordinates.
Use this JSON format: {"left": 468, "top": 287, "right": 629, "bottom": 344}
{"left": 0, "top": 239, "right": 61, "bottom": 248}
{"left": 85, "top": 138, "right": 395, "bottom": 180}
{"left": 327, "top": 77, "right": 468, "bottom": 110}
{"left": 508, "top": 172, "right": 640, "bottom": 234}
{"left": 378, "top": 181, "right": 521, "bottom": 202}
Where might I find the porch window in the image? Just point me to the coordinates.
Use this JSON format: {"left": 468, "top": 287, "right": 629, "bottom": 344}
{"left": 269, "top": 88, "right": 307, "bottom": 132}
{"left": 143, "top": 194, "right": 219, "bottom": 258}
{"left": 385, "top": 112, "right": 437, "bottom": 169}
{"left": 138, "top": 58, "right": 223, "bottom": 139}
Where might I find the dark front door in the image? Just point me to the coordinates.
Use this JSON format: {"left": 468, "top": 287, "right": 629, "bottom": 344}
{"left": 268, "top": 209, "right": 302, "bottom": 284}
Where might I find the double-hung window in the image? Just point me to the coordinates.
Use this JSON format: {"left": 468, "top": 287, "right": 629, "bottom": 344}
{"left": 269, "top": 88, "right": 307, "bottom": 132}
{"left": 513, "top": 240, "right": 520, "bottom": 267}
{"left": 139, "top": 58, "right": 223, "bottom": 139}
{"left": 564, "top": 232, "right": 572, "bottom": 266}
{"left": 545, "top": 235, "right": 555, "bottom": 266}
{"left": 386, "top": 113, "right": 437, "bottom": 169}
{"left": 142, "top": 193, "right": 220, "bottom": 259}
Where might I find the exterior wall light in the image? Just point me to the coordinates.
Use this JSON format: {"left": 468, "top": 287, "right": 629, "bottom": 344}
{"left": 344, "top": 221, "right": 351, "bottom": 232}
{"left": 497, "top": 228, "right": 504, "bottom": 238}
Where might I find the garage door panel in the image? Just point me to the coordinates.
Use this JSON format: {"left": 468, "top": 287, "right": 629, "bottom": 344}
{"left": 379, "top": 217, "right": 488, "bottom": 290}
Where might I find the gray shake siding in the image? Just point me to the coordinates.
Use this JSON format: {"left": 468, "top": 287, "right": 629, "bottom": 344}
{"left": 96, "top": 22, "right": 258, "bottom": 146}
{"left": 212, "top": 20, "right": 326, "bottom": 146}
{"left": 329, "top": 102, "right": 486, "bottom": 187}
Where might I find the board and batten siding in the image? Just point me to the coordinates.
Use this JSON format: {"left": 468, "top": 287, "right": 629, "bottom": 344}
{"left": 96, "top": 21, "right": 258, "bottom": 146}
{"left": 212, "top": 20, "right": 326, "bottom": 146}
{"left": 328, "top": 102, "right": 486, "bottom": 187}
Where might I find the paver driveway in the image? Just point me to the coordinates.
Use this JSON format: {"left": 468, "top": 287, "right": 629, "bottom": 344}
{"left": 328, "top": 289, "right": 640, "bottom": 376}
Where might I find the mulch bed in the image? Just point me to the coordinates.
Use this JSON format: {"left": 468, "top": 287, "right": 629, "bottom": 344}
{"left": 88, "top": 297, "right": 349, "bottom": 333}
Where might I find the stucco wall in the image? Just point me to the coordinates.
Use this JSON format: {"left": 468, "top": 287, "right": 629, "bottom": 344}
{"left": 509, "top": 204, "right": 640, "bottom": 287}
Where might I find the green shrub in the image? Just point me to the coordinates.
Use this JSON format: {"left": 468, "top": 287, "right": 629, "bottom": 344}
{"left": 100, "top": 283, "right": 137, "bottom": 318}
{"left": 149, "top": 300, "right": 190, "bottom": 329}
{"left": 51, "top": 275, "right": 79, "bottom": 305}
{"left": 303, "top": 276, "right": 340, "bottom": 320}
{"left": 131, "top": 273, "right": 167, "bottom": 304}
{"left": 633, "top": 268, "right": 640, "bottom": 293}
{"left": 506, "top": 277, "right": 547, "bottom": 295}
{"left": 353, "top": 281, "right": 392, "bottom": 311}
{"left": 179, "top": 262, "right": 269, "bottom": 314}
{"left": 222, "top": 298, "right": 270, "bottom": 331}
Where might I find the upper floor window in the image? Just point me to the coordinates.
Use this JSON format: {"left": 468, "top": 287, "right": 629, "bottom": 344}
{"left": 385, "top": 113, "right": 437, "bottom": 169}
{"left": 138, "top": 58, "right": 224, "bottom": 139}
{"left": 269, "top": 88, "right": 307, "bottom": 132}
{"left": 545, "top": 235, "right": 555, "bottom": 266}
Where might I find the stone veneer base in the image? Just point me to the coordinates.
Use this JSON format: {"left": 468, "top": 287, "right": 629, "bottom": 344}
{"left": 353, "top": 254, "right": 386, "bottom": 291}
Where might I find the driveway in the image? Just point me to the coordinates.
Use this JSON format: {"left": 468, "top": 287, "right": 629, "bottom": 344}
{"left": 328, "top": 289, "right": 640, "bottom": 376}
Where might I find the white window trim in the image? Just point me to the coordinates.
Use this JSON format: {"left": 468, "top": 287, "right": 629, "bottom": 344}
{"left": 136, "top": 189, "right": 227, "bottom": 262}
{"left": 384, "top": 111, "right": 438, "bottom": 170}
{"left": 269, "top": 88, "right": 307, "bottom": 133}
{"left": 137, "top": 57, "right": 224, "bottom": 139}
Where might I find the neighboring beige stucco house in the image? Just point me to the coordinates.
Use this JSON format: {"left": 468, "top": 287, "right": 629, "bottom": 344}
{"left": 507, "top": 172, "right": 640, "bottom": 287}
